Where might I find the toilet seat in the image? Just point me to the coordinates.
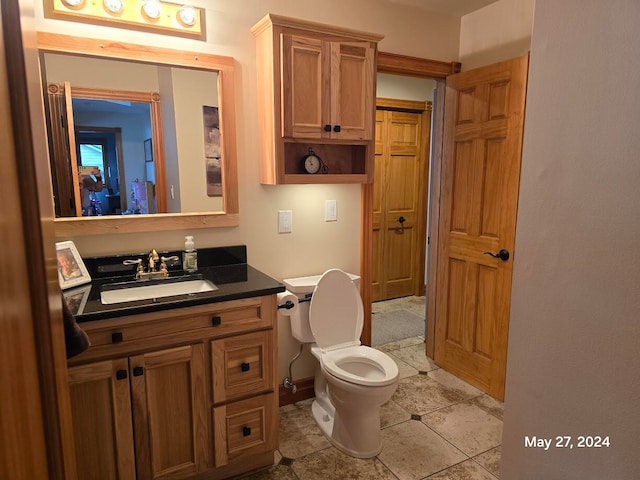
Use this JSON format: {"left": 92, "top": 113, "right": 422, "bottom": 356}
{"left": 309, "top": 269, "right": 398, "bottom": 387}
{"left": 318, "top": 345, "right": 398, "bottom": 387}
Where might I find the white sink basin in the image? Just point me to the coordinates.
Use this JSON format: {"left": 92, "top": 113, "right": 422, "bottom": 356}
{"left": 101, "top": 279, "right": 217, "bottom": 305}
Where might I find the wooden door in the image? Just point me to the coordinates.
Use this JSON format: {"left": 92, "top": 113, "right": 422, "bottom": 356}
{"left": 434, "top": 55, "right": 529, "bottom": 400}
{"left": 67, "top": 359, "right": 136, "bottom": 480}
{"left": 130, "top": 344, "right": 208, "bottom": 480}
{"left": 330, "top": 41, "right": 375, "bottom": 140}
{"left": 373, "top": 101, "right": 430, "bottom": 301}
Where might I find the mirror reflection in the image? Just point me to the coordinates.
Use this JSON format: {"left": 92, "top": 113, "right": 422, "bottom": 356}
{"left": 42, "top": 50, "right": 223, "bottom": 218}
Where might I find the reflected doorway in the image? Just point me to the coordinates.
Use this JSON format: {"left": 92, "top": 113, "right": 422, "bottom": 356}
{"left": 371, "top": 73, "right": 435, "bottom": 348}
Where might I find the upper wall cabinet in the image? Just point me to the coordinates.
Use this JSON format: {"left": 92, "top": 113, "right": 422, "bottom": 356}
{"left": 252, "top": 14, "right": 383, "bottom": 184}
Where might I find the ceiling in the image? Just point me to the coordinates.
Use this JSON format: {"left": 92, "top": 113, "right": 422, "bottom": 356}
{"left": 385, "top": 0, "right": 499, "bottom": 17}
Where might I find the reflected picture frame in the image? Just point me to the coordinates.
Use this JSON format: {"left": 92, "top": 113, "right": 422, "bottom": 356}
{"left": 56, "top": 240, "right": 91, "bottom": 290}
{"left": 144, "top": 137, "right": 153, "bottom": 162}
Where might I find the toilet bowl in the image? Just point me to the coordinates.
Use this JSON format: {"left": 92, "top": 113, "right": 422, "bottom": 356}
{"left": 282, "top": 269, "right": 399, "bottom": 458}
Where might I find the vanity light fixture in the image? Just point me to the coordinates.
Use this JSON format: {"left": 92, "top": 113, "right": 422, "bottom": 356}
{"left": 141, "top": 0, "right": 162, "bottom": 20}
{"left": 103, "top": 0, "right": 124, "bottom": 14}
{"left": 44, "top": 0, "right": 205, "bottom": 40}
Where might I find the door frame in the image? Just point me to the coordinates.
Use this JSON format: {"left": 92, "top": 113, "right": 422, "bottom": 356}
{"left": 360, "top": 52, "right": 459, "bottom": 348}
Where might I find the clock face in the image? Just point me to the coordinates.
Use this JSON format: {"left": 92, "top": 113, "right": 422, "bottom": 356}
{"left": 304, "top": 154, "right": 321, "bottom": 174}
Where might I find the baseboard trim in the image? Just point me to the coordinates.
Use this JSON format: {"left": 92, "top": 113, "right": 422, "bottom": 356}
{"left": 278, "top": 376, "right": 315, "bottom": 406}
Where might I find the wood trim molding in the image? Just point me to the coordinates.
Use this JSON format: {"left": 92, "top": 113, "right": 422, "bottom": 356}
{"left": 378, "top": 51, "right": 461, "bottom": 79}
{"left": 278, "top": 376, "right": 315, "bottom": 407}
{"left": 376, "top": 97, "right": 427, "bottom": 112}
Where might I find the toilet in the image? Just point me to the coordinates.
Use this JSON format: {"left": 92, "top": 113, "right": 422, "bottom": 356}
{"left": 282, "top": 269, "right": 399, "bottom": 458}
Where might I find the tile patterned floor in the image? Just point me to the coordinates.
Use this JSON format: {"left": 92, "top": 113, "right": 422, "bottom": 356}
{"left": 233, "top": 297, "right": 503, "bottom": 480}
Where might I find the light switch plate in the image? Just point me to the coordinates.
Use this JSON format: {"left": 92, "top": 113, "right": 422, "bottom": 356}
{"left": 278, "top": 210, "right": 292, "bottom": 233}
{"left": 325, "top": 200, "right": 337, "bottom": 222}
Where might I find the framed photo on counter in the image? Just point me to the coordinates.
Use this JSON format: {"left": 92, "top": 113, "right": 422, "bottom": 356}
{"left": 56, "top": 241, "right": 91, "bottom": 290}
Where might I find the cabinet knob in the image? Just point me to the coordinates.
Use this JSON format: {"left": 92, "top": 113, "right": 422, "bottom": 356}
{"left": 211, "top": 315, "right": 222, "bottom": 326}
{"left": 133, "top": 366, "right": 144, "bottom": 377}
{"left": 324, "top": 124, "right": 332, "bottom": 132}
{"left": 242, "top": 426, "right": 251, "bottom": 437}
{"left": 116, "top": 369, "right": 128, "bottom": 380}
{"left": 333, "top": 125, "right": 341, "bottom": 133}
{"left": 111, "top": 332, "right": 124, "bottom": 344}
{"left": 241, "top": 362, "right": 251, "bottom": 372}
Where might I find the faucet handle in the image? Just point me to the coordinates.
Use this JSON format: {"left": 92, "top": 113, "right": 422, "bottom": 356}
{"left": 123, "top": 259, "right": 143, "bottom": 267}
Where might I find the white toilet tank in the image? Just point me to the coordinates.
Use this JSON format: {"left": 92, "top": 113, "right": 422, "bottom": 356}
{"left": 282, "top": 272, "right": 360, "bottom": 344}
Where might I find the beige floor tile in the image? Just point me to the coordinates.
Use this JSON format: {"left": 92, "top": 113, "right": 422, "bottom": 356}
{"left": 392, "top": 374, "right": 468, "bottom": 415}
{"left": 386, "top": 351, "right": 420, "bottom": 379}
{"left": 427, "top": 368, "right": 484, "bottom": 398}
{"left": 292, "top": 447, "right": 397, "bottom": 480}
{"left": 473, "top": 446, "right": 501, "bottom": 477}
{"left": 380, "top": 399, "right": 412, "bottom": 428}
{"left": 421, "top": 401, "right": 503, "bottom": 457}
{"left": 469, "top": 395, "right": 504, "bottom": 421}
{"left": 278, "top": 401, "right": 331, "bottom": 459}
{"left": 389, "top": 344, "right": 439, "bottom": 372}
{"left": 426, "top": 458, "right": 497, "bottom": 479}
{"left": 377, "top": 336, "right": 425, "bottom": 352}
{"left": 378, "top": 420, "right": 467, "bottom": 480}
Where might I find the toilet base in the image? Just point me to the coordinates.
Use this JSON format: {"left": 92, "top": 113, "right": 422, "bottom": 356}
{"left": 311, "top": 399, "right": 382, "bottom": 459}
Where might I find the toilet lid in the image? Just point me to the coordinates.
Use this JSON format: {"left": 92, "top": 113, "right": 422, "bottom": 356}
{"left": 309, "top": 269, "right": 363, "bottom": 349}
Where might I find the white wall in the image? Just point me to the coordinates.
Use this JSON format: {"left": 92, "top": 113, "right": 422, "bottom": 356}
{"left": 459, "top": 0, "right": 534, "bottom": 70}
{"left": 34, "top": 0, "right": 461, "bottom": 382}
{"left": 501, "top": 0, "right": 640, "bottom": 478}
{"left": 376, "top": 73, "right": 436, "bottom": 102}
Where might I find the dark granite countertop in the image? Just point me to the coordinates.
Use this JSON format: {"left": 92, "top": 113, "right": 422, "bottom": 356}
{"left": 62, "top": 245, "right": 284, "bottom": 322}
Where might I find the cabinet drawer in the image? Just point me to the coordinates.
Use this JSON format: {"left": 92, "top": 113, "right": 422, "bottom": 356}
{"left": 212, "top": 393, "right": 277, "bottom": 467}
{"left": 73, "top": 297, "right": 275, "bottom": 364}
{"left": 212, "top": 330, "right": 274, "bottom": 403}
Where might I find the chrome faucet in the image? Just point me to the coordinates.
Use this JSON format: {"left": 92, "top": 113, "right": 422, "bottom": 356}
{"left": 123, "top": 249, "right": 179, "bottom": 280}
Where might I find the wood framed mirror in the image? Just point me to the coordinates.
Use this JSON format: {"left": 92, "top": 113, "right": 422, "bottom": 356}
{"left": 37, "top": 32, "right": 239, "bottom": 237}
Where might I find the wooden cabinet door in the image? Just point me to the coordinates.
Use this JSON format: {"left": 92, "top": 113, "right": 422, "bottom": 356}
{"left": 330, "top": 41, "right": 375, "bottom": 140}
{"left": 281, "top": 34, "right": 327, "bottom": 139}
{"left": 130, "top": 344, "right": 208, "bottom": 480}
{"left": 282, "top": 35, "right": 374, "bottom": 141}
{"left": 68, "top": 359, "right": 136, "bottom": 480}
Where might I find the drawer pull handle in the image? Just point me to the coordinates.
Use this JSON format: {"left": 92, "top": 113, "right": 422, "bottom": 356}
{"left": 111, "top": 332, "right": 124, "bottom": 344}
{"left": 242, "top": 426, "right": 251, "bottom": 437}
{"left": 241, "top": 362, "right": 251, "bottom": 372}
{"left": 133, "top": 366, "right": 144, "bottom": 377}
{"left": 211, "top": 315, "right": 222, "bottom": 326}
{"left": 116, "top": 369, "right": 128, "bottom": 380}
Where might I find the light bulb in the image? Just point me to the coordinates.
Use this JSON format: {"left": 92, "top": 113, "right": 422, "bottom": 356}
{"left": 142, "top": 0, "right": 162, "bottom": 19}
{"left": 61, "top": 0, "right": 85, "bottom": 8}
{"left": 178, "top": 5, "right": 197, "bottom": 27}
{"left": 103, "top": 0, "right": 123, "bottom": 14}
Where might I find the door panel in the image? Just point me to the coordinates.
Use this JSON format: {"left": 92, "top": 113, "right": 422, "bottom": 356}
{"left": 131, "top": 344, "right": 208, "bottom": 480}
{"left": 68, "top": 359, "right": 135, "bottom": 480}
{"left": 435, "top": 55, "right": 529, "bottom": 400}
{"left": 281, "top": 35, "right": 324, "bottom": 138}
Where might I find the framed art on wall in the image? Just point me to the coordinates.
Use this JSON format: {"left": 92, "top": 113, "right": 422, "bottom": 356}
{"left": 56, "top": 241, "right": 91, "bottom": 290}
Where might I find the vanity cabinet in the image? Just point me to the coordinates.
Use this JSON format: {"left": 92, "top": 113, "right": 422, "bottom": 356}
{"left": 67, "top": 295, "right": 278, "bottom": 480}
{"left": 252, "top": 14, "right": 383, "bottom": 184}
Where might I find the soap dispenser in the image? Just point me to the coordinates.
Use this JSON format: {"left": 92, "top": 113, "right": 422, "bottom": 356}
{"left": 183, "top": 236, "right": 198, "bottom": 273}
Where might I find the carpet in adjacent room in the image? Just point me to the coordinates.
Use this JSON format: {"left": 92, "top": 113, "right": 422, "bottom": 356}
{"left": 371, "top": 309, "right": 425, "bottom": 346}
